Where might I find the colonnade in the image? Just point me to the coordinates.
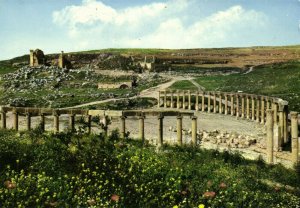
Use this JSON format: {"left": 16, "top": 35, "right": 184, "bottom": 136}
{"left": 0, "top": 107, "right": 197, "bottom": 147}
{"left": 159, "top": 90, "right": 299, "bottom": 165}
{"left": 266, "top": 110, "right": 299, "bottom": 164}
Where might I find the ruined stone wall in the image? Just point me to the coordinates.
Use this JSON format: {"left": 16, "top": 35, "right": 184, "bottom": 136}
{"left": 97, "top": 81, "right": 132, "bottom": 89}
{"left": 29, "top": 49, "right": 45, "bottom": 67}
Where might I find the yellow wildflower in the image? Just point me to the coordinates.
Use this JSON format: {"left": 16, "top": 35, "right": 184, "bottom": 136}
{"left": 199, "top": 204, "right": 205, "bottom": 208}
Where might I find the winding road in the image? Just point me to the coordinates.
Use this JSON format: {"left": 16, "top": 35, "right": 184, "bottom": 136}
{"left": 63, "top": 74, "right": 203, "bottom": 109}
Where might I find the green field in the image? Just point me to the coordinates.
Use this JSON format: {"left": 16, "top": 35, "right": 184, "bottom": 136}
{"left": 169, "top": 80, "right": 198, "bottom": 91}
{"left": 0, "top": 130, "right": 299, "bottom": 207}
{"left": 170, "top": 61, "right": 300, "bottom": 111}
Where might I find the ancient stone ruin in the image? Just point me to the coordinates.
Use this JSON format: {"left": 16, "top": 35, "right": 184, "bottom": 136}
{"left": 139, "top": 56, "right": 156, "bottom": 71}
{"left": 58, "top": 51, "right": 72, "bottom": 69}
{"left": 29, "top": 49, "right": 71, "bottom": 69}
{"left": 29, "top": 49, "right": 45, "bottom": 67}
{"left": 97, "top": 81, "right": 133, "bottom": 89}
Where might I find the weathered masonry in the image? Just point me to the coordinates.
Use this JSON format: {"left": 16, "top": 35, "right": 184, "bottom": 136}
{"left": 158, "top": 90, "right": 299, "bottom": 165}
{"left": 0, "top": 107, "right": 195, "bottom": 147}
{"left": 97, "top": 81, "right": 133, "bottom": 89}
{"left": 29, "top": 49, "right": 45, "bottom": 67}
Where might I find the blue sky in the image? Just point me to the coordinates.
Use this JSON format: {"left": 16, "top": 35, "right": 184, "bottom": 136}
{"left": 0, "top": 0, "right": 299, "bottom": 60}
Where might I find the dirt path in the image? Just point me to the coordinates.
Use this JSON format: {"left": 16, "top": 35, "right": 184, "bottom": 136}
{"left": 188, "top": 78, "right": 205, "bottom": 91}
{"left": 63, "top": 75, "right": 187, "bottom": 109}
{"left": 243, "top": 66, "right": 254, "bottom": 74}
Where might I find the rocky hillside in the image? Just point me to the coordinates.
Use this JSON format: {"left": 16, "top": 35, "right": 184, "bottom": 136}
{"left": 2, "top": 45, "right": 300, "bottom": 73}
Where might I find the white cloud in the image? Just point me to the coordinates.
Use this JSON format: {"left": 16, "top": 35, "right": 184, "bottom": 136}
{"left": 52, "top": 0, "right": 267, "bottom": 50}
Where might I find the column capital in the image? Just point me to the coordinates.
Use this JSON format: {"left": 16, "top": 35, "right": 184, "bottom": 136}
{"left": 157, "top": 114, "right": 164, "bottom": 119}
{"left": 12, "top": 108, "right": 18, "bottom": 114}
{"left": 53, "top": 110, "right": 60, "bottom": 116}
{"left": 138, "top": 115, "right": 145, "bottom": 119}
{"left": 120, "top": 115, "right": 127, "bottom": 119}
{"left": 177, "top": 115, "right": 183, "bottom": 119}
{"left": 191, "top": 115, "right": 198, "bottom": 120}
{"left": 290, "top": 111, "right": 298, "bottom": 119}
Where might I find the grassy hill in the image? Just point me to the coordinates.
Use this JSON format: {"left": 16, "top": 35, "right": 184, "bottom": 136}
{"left": 170, "top": 61, "right": 300, "bottom": 111}
{"left": 0, "top": 45, "right": 299, "bottom": 108}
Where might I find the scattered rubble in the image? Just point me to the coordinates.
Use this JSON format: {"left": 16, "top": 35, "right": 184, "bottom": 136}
{"left": 168, "top": 127, "right": 262, "bottom": 149}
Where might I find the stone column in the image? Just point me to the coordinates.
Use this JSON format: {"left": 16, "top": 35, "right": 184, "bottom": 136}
{"left": 170, "top": 91, "right": 174, "bottom": 108}
{"left": 241, "top": 95, "right": 245, "bottom": 118}
{"left": 266, "top": 98, "right": 270, "bottom": 110}
{"left": 246, "top": 95, "right": 250, "bottom": 119}
{"left": 283, "top": 107, "right": 288, "bottom": 143}
{"left": 103, "top": 116, "right": 108, "bottom": 137}
{"left": 219, "top": 93, "right": 222, "bottom": 114}
{"left": 207, "top": 93, "right": 211, "bottom": 113}
{"left": 177, "top": 115, "right": 183, "bottom": 146}
{"left": 164, "top": 90, "right": 167, "bottom": 108}
{"left": 177, "top": 90, "right": 180, "bottom": 109}
{"left": 256, "top": 97, "right": 260, "bottom": 123}
{"left": 157, "top": 114, "right": 164, "bottom": 148}
{"left": 230, "top": 94, "right": 234, "bottom": 116}
{"left": 13, "top": 110, "right": 18, "bottom": 131}
{"left": 224, "top": 94, "right": 228, "bottom": 115}
{"left": 201, "top": 93, "right": 205, "bottom": 112}
{"left": 157, "top": 91, "right": 161, "bottom": 108}
{"left": 188, "top": 90, "right": 191, "bottom": 110}
{"left": 251, "top": 96, "right": 255, "bottom": 121}
{"left": 261, "top": 98, "right": 265, "bottom": 124}
{"left": 291, "top": 112, "right": 299, "bottom": 164}
{"left": 26, "top": 113, "right": 31, "bottom": 131}
{"left": 120, "top": 116, "right": 126, "bottom": 139}
{"left": 273, "top": 102, "right": 278, "bottom": 125}
{"left": 182, "top": 91, "right": 186, "bottom": 109}
{"left": 191, "top": 116, "right": 197, "bottom": 146}
{"left": 139, "top": 115, "right": 145, "bottom": 143}
{"left": 1, "top": 111, "right": 6, "bottom": 129}
{"left": 86, "top": 115, "right": 92, "bottom": 134}
{"left": 195, "top": 92, "right": 199, "bottom": 111}
{"left": 278, "top": 110, "right": 284, "bottom": 145}
{"left": 213, "top": 92, "right": 217, "bottom": 113}
{"left": 266, "top": 110, "right": 274, "bottom": 163}
{"left": 53, "top": 111, "right": 59, "bottom": 133}
{"left": 236, "top": 94, "right": 240, "bottom": 118}
{"left": 40, "top": 113, "right": 45, "bottom": 132}
{"left": 69, "top": 114, "right": 75, "bottom": 132}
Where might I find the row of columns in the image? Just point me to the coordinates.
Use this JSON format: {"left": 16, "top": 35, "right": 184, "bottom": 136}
{"left": 267, "top": 110, "right": 299, "bottom": 165}
{"left": 159, "top": 90, "right": 289, "bottom": 146}
{"left": 1, "top": 110, "right": 199, "bottom": 148}
{"left": 159, "top": 91, "right": 281, "bottom": 121}
{"left": 119, "top": 114, "right": 198, "bottom": 147}
{"left": 0, "top": 110, "right": 92, "bottom": 134}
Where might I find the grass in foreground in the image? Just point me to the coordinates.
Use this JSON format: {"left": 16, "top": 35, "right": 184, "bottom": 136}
{"left": 0, "top": 129, "right": 299, "bottom": 207}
